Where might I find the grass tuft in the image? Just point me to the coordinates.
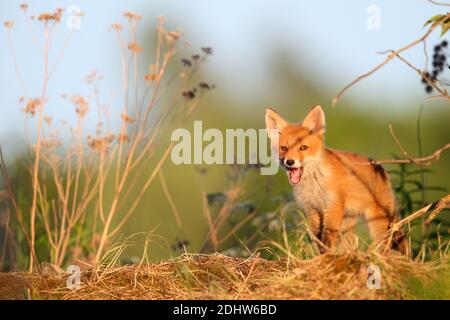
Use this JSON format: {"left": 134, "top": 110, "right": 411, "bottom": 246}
{"left": 1, "top": 250, "right": 447, "bottom": 300}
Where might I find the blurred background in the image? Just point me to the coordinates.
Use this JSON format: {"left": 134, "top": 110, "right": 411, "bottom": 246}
{"left": 0, "top": 0, "right": 449, "bottom": 264}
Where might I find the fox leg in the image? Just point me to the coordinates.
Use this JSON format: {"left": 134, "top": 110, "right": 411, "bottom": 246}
{"left": 305, "top": 211, "right": 323, "bottom": 252}
{"left": 340, "top": 212, "right": 358, "bottom": 250}
{"left": 364, "top": 205, "right": 392, "bottom": 246}
{"left": 321, "top": 204, "right": 345, "bottom": 252}
{"left": 306, "top": 211, "right": 322, "bottom": 238}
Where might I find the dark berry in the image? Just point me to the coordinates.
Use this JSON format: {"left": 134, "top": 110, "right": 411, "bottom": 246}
{"left": 425, "top": 85, "right": 433, "bottom": 93}
{"left": 442, "top": 40, "right": 448, "bottom": 47}
{"left": 181, "top": 58, "right": 192, "bottom": 67}
{"left": 182, "top": 90, "right": 195, "bottom": 99}
{"left": 434, "top": 44, "right": 441, "bottom": 52}
{"left": 201, "top": 47, "right": 213, "bottom": 55}
{"left": 198, "top": 82, "right": 211, "bottom": 90}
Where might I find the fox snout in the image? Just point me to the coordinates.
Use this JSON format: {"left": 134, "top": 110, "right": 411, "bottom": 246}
{"left": 285, "top": 159, "right": 294, "bottom": 166}
{"left": 279, "top": 157, "right": 304, "bottom": 185}
{"left": 280, "top": 158, "right": 302, "bottom": 169}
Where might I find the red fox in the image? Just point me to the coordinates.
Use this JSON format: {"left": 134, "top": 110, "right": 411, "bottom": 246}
{"left": 265, "top": 105, "right": 406, "bottom": 253}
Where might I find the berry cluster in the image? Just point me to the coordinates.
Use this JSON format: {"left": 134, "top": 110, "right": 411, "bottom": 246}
{"left": 180, "top": 47, "right": 215, "bottom": 100}
{"left": 422, "top": 40, "right": 448, "bottom": 93}
{"left": 182, "top": 82, "right": 216, "bottom": 100}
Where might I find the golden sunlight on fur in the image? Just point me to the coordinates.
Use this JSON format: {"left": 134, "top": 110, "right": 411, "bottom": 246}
{"left": 265, "top": 105, "right": 407, "bottom": 253}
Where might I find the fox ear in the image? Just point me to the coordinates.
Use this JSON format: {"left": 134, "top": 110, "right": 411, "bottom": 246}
{"left": 265, "top": 107, "right": 287, "bottom": 134}
{"left": 302, "top": 105, "right": 325, "bottom": 136}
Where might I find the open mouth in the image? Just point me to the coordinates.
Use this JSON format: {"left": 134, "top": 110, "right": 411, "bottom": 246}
{"left": 286, "top": 167, "right": 303, "bottom": 185}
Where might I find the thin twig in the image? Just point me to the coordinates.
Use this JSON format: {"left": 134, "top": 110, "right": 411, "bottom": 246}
{"left": 427, "top": 0, "right": 450, "bottom": 6}
{"left": 332, "top": 16, "right": 445, "bottom": 106}
{"left": 390, "top": 194, "right": 450, "bottom": 232}
{"left": 364, "top": 142, "right": 450, "bottom": 166}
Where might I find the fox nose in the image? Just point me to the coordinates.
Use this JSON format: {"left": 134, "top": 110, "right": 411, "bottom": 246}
{"left": 285, "top": 159, "right": 295, "bottom": 167}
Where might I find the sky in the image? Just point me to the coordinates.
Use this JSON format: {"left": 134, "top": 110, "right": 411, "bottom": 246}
{"left": 0, "top": 0, "right": 446, "bottom": 152}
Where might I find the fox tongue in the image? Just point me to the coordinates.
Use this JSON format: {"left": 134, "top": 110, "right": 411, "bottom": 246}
{"left": 288, "top": 168, "right": 302, "bottom": 185}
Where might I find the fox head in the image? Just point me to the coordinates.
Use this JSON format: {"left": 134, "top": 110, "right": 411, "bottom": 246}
{"left": 265, "top": 105, "right": 326, "bottom": 185}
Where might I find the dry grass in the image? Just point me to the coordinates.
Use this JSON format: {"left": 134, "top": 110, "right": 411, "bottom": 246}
{"left": 0, "top": 251, "right": 447, "bottom": 300}
{"left": 2, "top": 5, "right": 213, "bottom": 272}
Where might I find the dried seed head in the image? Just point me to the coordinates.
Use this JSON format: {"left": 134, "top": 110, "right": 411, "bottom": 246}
{"left": 4, "top": 21, "right": 14, "bottom": 29}
{"left": 22, "top": 98, "right": 42, "bottom": 116}
{"left": 168, "top": 31, "right": 181, "bottom": 41}
{"left": 20, "top": 3, "right": 29, "bottom": 11}
{"left": 41, "top": 138, "right": 61, "bottom": 150}
{"left": 128, "top": 42, "right": 144, "bottom": 53}
{"left": 38, "top": 11, "right": 61, "bottom": 23}
{"left": 87, "top": 133, "right": 115, "bottom": 154}
{"left": 124, "top": 11, "right": 142, "bottom": 21}
{"left": 144, "top": 73, "right": 160, "bottom": 82}
{"left": 121, "top": 113, "right": 134, "bottom": 123}
{"left": 74, "top": 102, "right": 88, "bottom": 118}
{"left": 117, "top": 133, "right": 130, "bottom": 142}
{"left": 64, "top": 94, "right": 89, "bottom": 118}
{"left": 84, "top": 70, "right": 102, "bottom": 84}
{"left": 43, "top": 116, "right": 53, "bottom": 125}
{"left": 111, "top": 23, "right": 123, "bottom": 32}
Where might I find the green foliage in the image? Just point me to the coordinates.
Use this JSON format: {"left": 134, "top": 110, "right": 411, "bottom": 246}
{"left": 423, "top": 13, "right": 450, "bottom": 36}
{"left": 389, "top": 161, "right": 449, "bottom": 258}
{"left": 404, "top": 266, "right": 450, "bottom": 299}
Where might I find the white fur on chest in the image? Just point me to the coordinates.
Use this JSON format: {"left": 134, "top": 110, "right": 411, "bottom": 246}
{"left": 293, "top": 161, "right": 332, "bottom": 214}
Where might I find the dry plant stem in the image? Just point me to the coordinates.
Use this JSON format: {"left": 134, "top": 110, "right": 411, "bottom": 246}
{"left": 390, "top": 194, "right": 450, "bottom": 233}
{"left": 219, "top": 213, "right": 256, "bottom": 245}
{"left": 6, "top": 10, "right": 208, "bottom": 267}
{"left": 0, "top": 149, "right": 38, "bottom": 266}
{"left": 95, "top": 20, "right": 185, "bottom": 260}
{"left": 332, "top": 16, "right": 446, "bottom": 106}
{"left": 424, "top": 194, "right": 450, "bottom": 224}
{"left": 110, "top": 142, "right": 175, "bottom": 238}
{"left": 29, "top": 25, "right": 51, "bottom": 272}
{"left": 158, "top": 170, "right": 182, "bottom": 229}
{"left": 48, "top": 30, "right": 75, "bottom": 79}
{"left": 95, "top": 138, "right": 175, "bottom": 262}
{"left": 363, "top": 142, "right": 450, "bottom": 167}
{"left": 6, "top": 29, "right": 30, "bottom": 97}
{"left": 383, "top": 194, "right": 450, "bottom": 253}
{"left": 201, "top": 186, "right": 243, "bottom": 253}
{"left": 356, "top": 125, "right": 450, "bottom": 167}
{"left": 110, "top": 97, "right": 201, "bottom": 238}
{"left": 201, "top": 192, "right": 218, "bottom": 249}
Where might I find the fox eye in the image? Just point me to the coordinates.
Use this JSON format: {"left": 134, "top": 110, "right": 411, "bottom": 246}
{"left": 280, "top": 146, "right": 288, "bottom": 152}
{"left": 299, "top": 145, "right": 308, "bottom": 151}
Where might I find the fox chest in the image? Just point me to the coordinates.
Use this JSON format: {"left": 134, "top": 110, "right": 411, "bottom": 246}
{"left": 293, "top": 170, "right": 332, "bottom": 214}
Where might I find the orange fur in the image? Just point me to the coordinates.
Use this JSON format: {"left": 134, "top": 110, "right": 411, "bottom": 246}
{"left": 265, "top": 105, "right": 406, "bottom": 253}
